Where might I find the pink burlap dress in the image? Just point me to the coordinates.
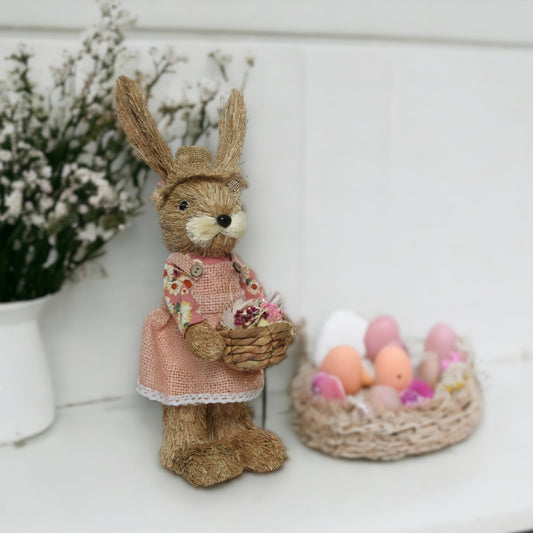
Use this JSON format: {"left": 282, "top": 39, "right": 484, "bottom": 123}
{"left": 138, "top": 252, "right": 264, "bottom": 405}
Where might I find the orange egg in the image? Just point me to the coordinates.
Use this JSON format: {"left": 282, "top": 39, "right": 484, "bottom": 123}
{"left": 374, "top": 345, "right": 413, "bottom": 392}
{"left": 319, "top": 345, "right": 365, "bottom": 395}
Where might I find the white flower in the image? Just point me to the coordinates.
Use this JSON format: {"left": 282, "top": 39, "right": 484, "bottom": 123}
{"left": 30, "top": 213, "right": 45, "bottom": 227}
{"left": 4, "top": 189, "right": 23, "bottom": 218}
{"left": 2, "top": 124, "right": 14, "bottom": 136}
{"left": 43, "top": 248, "right": 58, "bottom": 268}
{"left": 39, "top": 197, "right": 54, "bottom": 211}
{"left": 62, "top": 163, "right": 76, "bottom": 179}
{"left": 78, "top": 222, "right": 98, "bottom": 242}
{"left": 0, "top": 150, "right": 12, "bottom": 162}
{"left": 101, "top": 229, "right": 114, "bottom": 241}
{"left": 41, "top": 166, "right": 52, "bottom": 178}
{"left": 23, "top": 169, "right": 37, "bottom": 183}
{"left": 198, "top": 77, "right": 219, "bottom": 102}
{"left": 54, "top": 201, "right": 68, "bottom": 218}
{"left": 38, "top": 179, "right": 52, "bottom": 194}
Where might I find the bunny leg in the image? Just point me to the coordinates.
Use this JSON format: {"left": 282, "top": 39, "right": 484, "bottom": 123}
{"left": 207, "top": 402, "right": 287, "bottom": 473}
{"left": 159, "top": 404, "right": 243, "bottom": 487}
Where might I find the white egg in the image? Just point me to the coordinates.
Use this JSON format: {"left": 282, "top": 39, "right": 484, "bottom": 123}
{"left": 311, "top": 310, "right": 368, "bottom": 367}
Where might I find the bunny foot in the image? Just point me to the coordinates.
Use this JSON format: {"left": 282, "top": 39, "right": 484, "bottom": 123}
{"left": 233, "top": 429, "right": 287, "bottom": 473}
{"left": 207, "top": 402, "right": 287, "bottom": 473}
{"left": 172, "top": 442, "right": 244, "bottom": 487}
{"left": 159, "top": 404, "right": 243, "bottom": 487}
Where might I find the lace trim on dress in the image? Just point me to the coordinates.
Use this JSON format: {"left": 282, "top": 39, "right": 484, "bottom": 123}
{"left": 136, "top": 383, "right": 263, "bottom": 405}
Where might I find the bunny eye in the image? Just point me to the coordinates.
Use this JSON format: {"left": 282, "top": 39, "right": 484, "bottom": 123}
{"left": 178, "top": 200, "right": 189, "bottom": 211}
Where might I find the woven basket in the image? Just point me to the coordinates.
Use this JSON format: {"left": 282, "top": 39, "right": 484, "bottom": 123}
{"left": 219, "top": 320, "right": 295, "bottom": 372}
{"left": 291, "top": 353, "right": 483, "bottom": 460}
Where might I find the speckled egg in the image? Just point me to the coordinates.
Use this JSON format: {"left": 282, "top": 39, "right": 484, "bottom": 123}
{"left": 374, "top": 345, "right": 413, "bottom": 392}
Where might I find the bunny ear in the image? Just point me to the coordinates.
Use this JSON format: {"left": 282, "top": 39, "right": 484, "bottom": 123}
{"left": 115, "top": 76, "right": 175, "bottom": 182}
{"left": 214, "top": 89, "right": 247, "bottom": 175}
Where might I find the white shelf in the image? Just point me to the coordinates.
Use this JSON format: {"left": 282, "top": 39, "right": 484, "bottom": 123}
{"left": 1, "top": 359, "right": 532, "bottom": 533}
{"left": 5, "top": 0, "right": 533, "bottom": 47}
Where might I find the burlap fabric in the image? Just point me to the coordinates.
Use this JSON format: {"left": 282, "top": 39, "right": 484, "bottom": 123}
{"left": 138, "top": 252, "right": 264, "bottom": 405}
{"left": 291, "top": 356, "right": 482, "bottom": 460}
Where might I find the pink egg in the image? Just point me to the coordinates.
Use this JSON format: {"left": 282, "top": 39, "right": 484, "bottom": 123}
{"left": 424, "top": 323, "right": 458, "bottom": 359}
{"left": 364, "top": 315, "right": 401, "bottom": 360}
{"left": 311, "top": 372, "right": 346, "bottom": 400}
{"left": 367, "top": 385, "right": 402, "bottom": 413}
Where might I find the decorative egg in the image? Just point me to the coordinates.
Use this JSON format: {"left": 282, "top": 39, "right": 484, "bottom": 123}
{"left": 364, "top": 385, "right": 402, "bottom": 415}
{"left": 311, "top": 372, "right": 346, "bottom": 400}
{"left": 364, "top": 315, "right": 401, "bottom": 360}
{"left": 424, "top": 323, "right": 458, "bottom": 359}
{"left": 374, "top": 345, "right": 413, "bottom": 392}
{"left": 319, "top": 345, "right": 366, "bottom": 395}
{"left": 312, "top": 310, "right": 368, "bottom": 367}
{"left": 417, "top": 351, "right": 441, "bottom": 388}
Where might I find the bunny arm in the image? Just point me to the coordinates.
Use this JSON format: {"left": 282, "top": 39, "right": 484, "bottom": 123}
{"left": 185, "top": 322, "right": 226, "bottom": 362}
{"left": 162, "top": 262, "right": 224, "bottom": 362}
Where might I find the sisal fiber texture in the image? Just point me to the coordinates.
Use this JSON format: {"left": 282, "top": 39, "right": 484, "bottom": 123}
{"left": 115, "top": 76, "right": 248, "bottom": 196}
{"left": 292, "top": 357, "right": 482, "bottom": 460}
{"left": 220, "top": 320, "right": 295, "bottom": 372}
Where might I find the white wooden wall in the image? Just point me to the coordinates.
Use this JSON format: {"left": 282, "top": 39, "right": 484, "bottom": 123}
{"left": 2, "top": 1, "right": 533, "bottom": 406}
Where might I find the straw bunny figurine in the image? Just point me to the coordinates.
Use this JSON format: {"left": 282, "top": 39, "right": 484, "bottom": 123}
{"left": 115, "top": 76, "right": 294, "bottom": 487}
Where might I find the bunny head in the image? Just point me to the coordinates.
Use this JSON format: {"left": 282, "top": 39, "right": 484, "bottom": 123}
{"left": 115, "top": 76, "right": 248, "bottom": 257}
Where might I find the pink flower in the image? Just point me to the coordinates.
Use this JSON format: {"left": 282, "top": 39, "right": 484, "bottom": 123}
{"left": 440, "top": 351, "right": 466, "bottom": 371}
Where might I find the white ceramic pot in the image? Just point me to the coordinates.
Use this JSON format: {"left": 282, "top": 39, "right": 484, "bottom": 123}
{"left": 0, "top": 295, "right": 55, "bottom": 444}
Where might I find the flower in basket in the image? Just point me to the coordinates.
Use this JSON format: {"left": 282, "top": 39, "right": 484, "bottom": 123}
{"left": 220, "top": 293, "right": 294, "bottom": 373}
{"left": 221, "top": 293, "right": 285, "bottom": 330}
{"left": 0, "top": 1, "right": 254, "bottom": 303}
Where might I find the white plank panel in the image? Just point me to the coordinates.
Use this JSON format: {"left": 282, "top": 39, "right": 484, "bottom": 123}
{"left": 302, "top": 42, "right": 533, "bottom": 363}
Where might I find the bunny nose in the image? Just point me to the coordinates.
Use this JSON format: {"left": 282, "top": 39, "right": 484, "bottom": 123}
{"left": 217, "top": 215, "right": 232, "bottom": 228}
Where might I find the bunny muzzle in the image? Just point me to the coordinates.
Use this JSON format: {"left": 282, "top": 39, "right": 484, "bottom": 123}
{"left": 186, "top": 210, "right": 247, "bottom": 247}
